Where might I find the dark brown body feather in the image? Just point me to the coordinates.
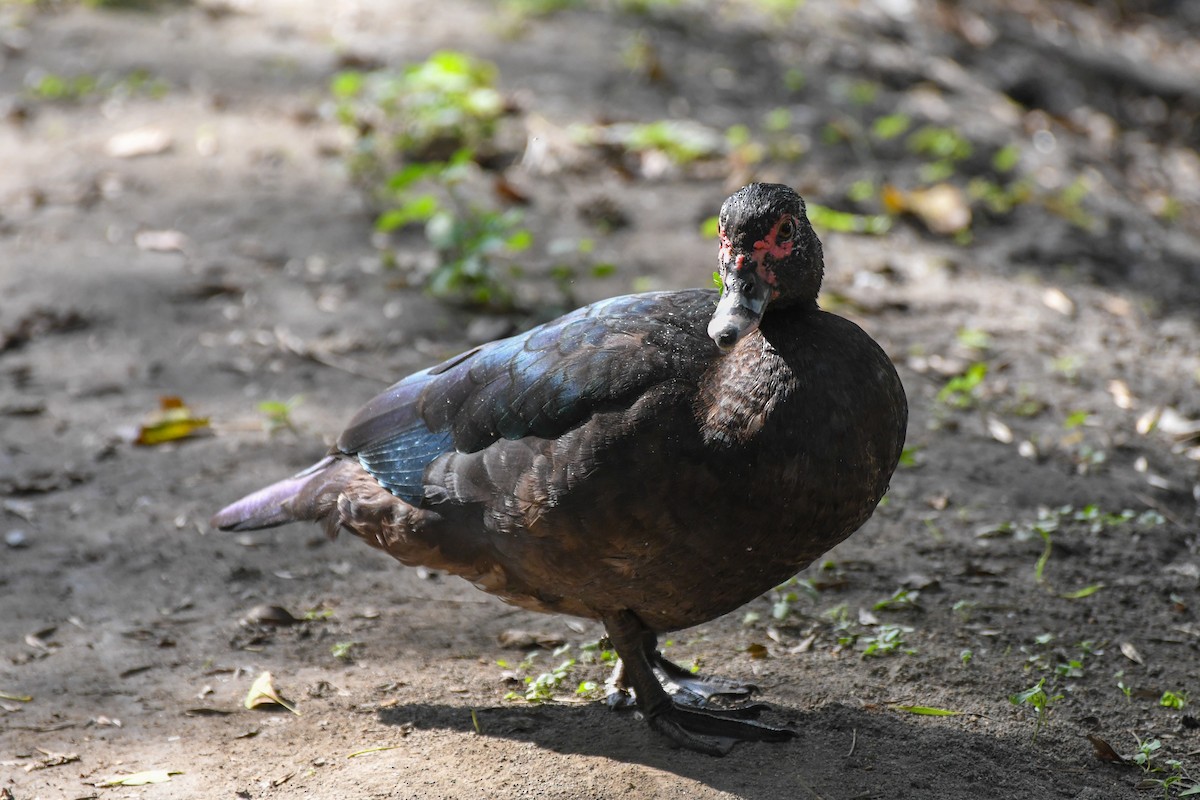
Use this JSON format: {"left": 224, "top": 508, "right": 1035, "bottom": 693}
{"left": 267, "top": 304, "right": 906, "bottom": 633}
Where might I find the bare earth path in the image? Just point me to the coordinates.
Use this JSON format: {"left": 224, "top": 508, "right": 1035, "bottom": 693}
{"left": 2, "top": 2, "right": 1198, "bottom": 798}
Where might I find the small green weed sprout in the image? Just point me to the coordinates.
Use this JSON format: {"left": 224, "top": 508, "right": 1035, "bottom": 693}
{"left": 872, "top": 588, "right": 920, "bottom": 612}
{"left": 1010, "top": 677, "right": 1062, "bottom": 742}
{"left": 332, "top": 51, "right": 505, "bottom": 174}
{"left": 937, "top": 362, "right": 988, "bottom": 409}
{"left": 503, "top": 644, "right": 585, "bottom": 702}
{"left": 1161, "top": 691, "right": 1188, "bottom": 709}
{"left": 861, "top": 624, "right": 914, "bottom": 658}
{"left": 330, "top": 641, "right": 357, "bottom": 661}
{"left": 259, "top": 396, "right": 302, "bottom": 435}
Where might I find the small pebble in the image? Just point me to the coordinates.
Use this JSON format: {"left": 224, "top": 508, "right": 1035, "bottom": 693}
{"left": 5, "top": 529, "right": 28, "bottom": 548}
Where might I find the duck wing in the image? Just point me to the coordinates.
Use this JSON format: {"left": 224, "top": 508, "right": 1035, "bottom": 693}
{"left": 337, "top": 291, "right": 715, "bottom": 504}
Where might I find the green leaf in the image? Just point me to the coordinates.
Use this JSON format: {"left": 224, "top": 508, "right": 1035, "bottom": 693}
{"left": 700, "top": 215, "right": 720, "bottom": 239}
{"left": 992, "top": 144, "right": 1020, "bottom": 173}
{"left": 1063, "top": 409, "right": 1091, "bottom": 429}
{"left": 1060, "top": 584, "right": 1103, "bottom": 600}
{"left": 1034, "top": 529, "right": 1053, "bottom": 583}
{"left": 347, "top": 745, "right": 402, "bottom": 758}
{"left": 330, "top": 70, "right": 364, "bottom": 98}
{"left": 872, "top": 113, "right": 910, "bottom": 140}
{"left": 504, "top": 229, "right": 533, "bottom": 251}
{"left": 1010, "top": 678, "right": 1047, "bottom": 707}
{"left": 387, "top": 163, "right": 440, "bottom": 191}
{"left": 890, "top": 705, "right": 962, "bottom": 716}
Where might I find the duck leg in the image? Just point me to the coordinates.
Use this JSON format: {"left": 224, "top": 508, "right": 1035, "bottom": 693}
{"left": 602, "top": 611, "right": 796, "bottom": 756}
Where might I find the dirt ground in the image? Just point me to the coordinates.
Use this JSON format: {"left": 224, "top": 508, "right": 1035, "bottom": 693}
{"left": 2, "top": 1, "right": 1200, "bottom": 798}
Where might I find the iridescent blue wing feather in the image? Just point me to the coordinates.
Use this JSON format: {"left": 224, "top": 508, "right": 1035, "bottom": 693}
{"left": 339, "top": 291, "right": 715, "bottom": 504}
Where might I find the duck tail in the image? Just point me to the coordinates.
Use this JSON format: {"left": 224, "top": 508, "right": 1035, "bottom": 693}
{"left": 210, "top": 455, "right": 349, "bottom": 535}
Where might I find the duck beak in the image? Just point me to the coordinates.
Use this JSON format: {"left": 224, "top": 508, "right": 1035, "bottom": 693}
{"left": 708, "top": 260, "right": 771, "bottom": 352}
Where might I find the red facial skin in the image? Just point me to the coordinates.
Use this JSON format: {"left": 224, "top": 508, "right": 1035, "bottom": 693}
{"left": 718, "top": 214, "right": 793, "bottom": 299}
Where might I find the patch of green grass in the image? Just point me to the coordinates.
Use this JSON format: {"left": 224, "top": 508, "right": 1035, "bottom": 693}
{"left": 1063, "top": 409, "right": 1091, "bottom": 429}
{"left": 937, "top": 362, "right": 987, "bottom": 409}
{"left": 861, "top": 624, "right": 914, "bottom": 658}
{"left": 992, "top": 144, "right": 1020, "bottom": 173}
{"left": 503, "top": 644, "right": 596, "bottom": 702}
{"left": 847, "top": 179, "right": 876, "bottom": 203}
{"left": 898, "top": 445, "right": 921, "bottom": 468}
{"left": 27, "top": 72, "right": 99, "bottom": 101}
{"left": 498, "top": 0, "right": 581, "bottom": 18}
{"left": 806, "top": 203, "right": 891, "bottom": 235}
{"left": 967, "top": 177, "right": 1033, "bottom": 214}
{"left": 332, "top": 51, "right": 505, "bottom": 177}
{"left": 618, "top": 120, "right": 725, "bottom": 165}
{"left": 770, "top": 576, "right": 818, "bottom": 621}
{"left": 846, "top": 79, "right": 879, "bottom": 106}
{"left": 763, "top": 107, "right": 791, "bottom": 133}
{"left": 907, "top": 125, "right": 973, "bottom": 162}
{"left": 330, "top": 641, "right": 358, "bottom": 660}
{"left": 1044, "top": 176, "right": 1095, "bottom": 229}
{"left": 25, "top": 67, "right": 169, "bottom": 104}
{"left": 1129, "top": 733, "right": 1200, "bottom": 798}
{"left": 871, "top": 113, "right": 910, "bottom": 140}
{"left": 872, "top": 588, "right": 920, "bottom": 612}
{"left": 955, "top": 327, "right": 992, "bottom": 351}
{"left": 373, "top": 150, "right": 533, "bottom": 309}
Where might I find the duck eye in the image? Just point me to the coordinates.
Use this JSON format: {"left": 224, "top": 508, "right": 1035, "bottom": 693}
{"left": 776, "top": 217, "right": 796, "bottom": 241}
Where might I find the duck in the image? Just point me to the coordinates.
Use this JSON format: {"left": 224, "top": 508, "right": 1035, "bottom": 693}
{"left": 212, "top": 182, "right": 908, "bottom": 756}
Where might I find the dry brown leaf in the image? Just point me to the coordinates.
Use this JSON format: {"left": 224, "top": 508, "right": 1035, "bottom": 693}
{"left": 244, "top": 671, "right": 299, "bottom": 715}
{"left": 102, "top": 769, "right": 180, "bottom": 786}
{"left": 105, "top": 127, "right": 173, "bottom": 158}
{"left": 1136, "top": 407, "right": 1161, "bottom": 435}
{"left": 134, "top": 229, "right": 189, "bottom": 253}
{"left": 884, "top": 184, "right": 971, "bottom": 235}
{"left": 1041, "top": 287, "right": 1076, "bottom": 317}
{"left": 239, "top": 604, "right": 300, "bottom": 627}
{"left": 789, "top": 633, "right": 817, "bottom": 654}
{"left": 1120, "top": 641, "right": 1145, "bottom": 665}
{"left": 1107, "top": 380, "right": 1134, "bottom": 410}
{"left": 497, "top": 630, "right": 566, "bottom": 649}
{"left": 26, "top": 748, "right": 80, "bottom": 772}
{"left": 1156, "top": 408, "right": 1200, "bottom": 440}
{"left": 1086, "top": 734, "right": 1128, "bottom": 764}
{"left": 745, "top": 642, "right": 769, "bottom": 659}
{"left": 986, "top": 415, "right": 1014, "bottom": 444}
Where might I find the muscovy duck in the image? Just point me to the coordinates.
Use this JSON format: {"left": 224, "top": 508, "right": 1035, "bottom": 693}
{"left": 212, "top": 183, "right": 908, "bottom": 755}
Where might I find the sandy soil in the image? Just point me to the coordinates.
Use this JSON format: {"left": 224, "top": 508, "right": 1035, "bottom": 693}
{"left": 2, "top": 1, "right": 1199, "bottom": 798}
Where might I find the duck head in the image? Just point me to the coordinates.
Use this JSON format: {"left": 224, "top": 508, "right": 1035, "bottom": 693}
{"left": 707, "top": 183, "right": 824, "bottom": 352}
